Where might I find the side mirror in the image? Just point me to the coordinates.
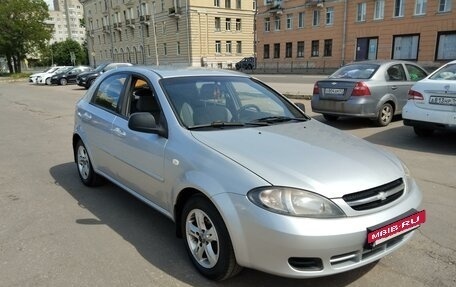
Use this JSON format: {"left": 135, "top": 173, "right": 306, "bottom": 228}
{"left": 294, "top": 102, "right": 306, "bottom": 113}
{"left": 128, "top": 112, "right": 168, "bottom": 138}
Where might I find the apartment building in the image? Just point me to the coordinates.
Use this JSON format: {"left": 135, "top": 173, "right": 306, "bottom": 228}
{"left": 257, "top": 0, "right": 456, "bottom": 70}
{"left": 47, "top": 0, "right": 86, "bottom": 45}
{"left": 80, "top": 0, "right": 256, "bottom": 68}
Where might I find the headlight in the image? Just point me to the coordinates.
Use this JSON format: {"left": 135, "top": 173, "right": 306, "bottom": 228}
{"left": 248, "top": 187, "right": 345, "bottom": 218}
{"left": 80, "top": 77, "right": 86, "bottom": 80}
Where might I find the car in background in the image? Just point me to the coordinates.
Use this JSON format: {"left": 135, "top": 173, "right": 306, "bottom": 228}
{"left": 36, "top": 66, "right": 73, "bottom": 85}
{"left": 29, "top": 67, "right": 61, "bottom": 84}
{"left": 235, "top": 57, "right": 256, "bottom": 70}
{"left": 50, "top": 65, "right": 92, "bottom": 85}
{"left": 76, "top": 62, "right": 132, "bottom": 89}
{"left": 73, "top": 66, "right": 424, "bottom": 281}
{"left": 403, "top": 60, "right": 456, "bottom": 136}
{"left": 311, "top": 60, "right": 428, "bottom": 126}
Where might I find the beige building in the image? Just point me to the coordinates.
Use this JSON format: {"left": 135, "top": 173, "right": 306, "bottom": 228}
{"left": 47, "top": 0, "right": 86, "bottom": 45}
{"left": 257, "top": 0, "right": 456, "bottom": 71}
{"left": 80, "top": 0, "right": 256, "bottom": 68}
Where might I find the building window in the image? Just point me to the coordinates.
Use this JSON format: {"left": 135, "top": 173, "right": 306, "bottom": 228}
{"left": 312, "top": 10, "right": 320, "bottom": 26}
{"left": 226, "top": 41, "right": 232, "bottom": 53}
{"left": 298, "top": 12, "right": 305, "bottom": 28}
{"left": 215, "top": 40, "right": 221, "bottom": 53}
{"left": 285, "top": 42, "right": 292, "bottom": 58}
{"left": 214, "top": 0, "right": 220, "bottom": 7}
{"left": 311, "top": 40, "right": 319, "bottom": 57}
{"left": 264, "top": 17, "right": 270, "bottom": 32}
{"left": 177, "top": 41, "right": 181, "bottom": 55}
{"left": 236, "top": 0, "right": 241, "bottom": 9}
{"left": 264, "top": 44, "right": 270, "bottom": 59}
{"left": 357, "top": 3, "right": 367, "bottom": 22}
{"left": 286, "top": 14, "right": 293, "bottom": 29}
{"left": 236, "top": 41, "right": 242, "bottom": 53}
{"left": 225, "top": 0, "right": 231, "bottom": 9}
{"left": 324, "top": 39, "right": 333, "bottom": 56}
{"left": 274, "top": 17, "right": 281, "bottom": 30}
{"left": 414, "top": 0, "right": 427, "bottom": 15}
{"left": 297, "top": 41, "right": 304, "bottom": 58}
{"left": 374, "top": 0, "right": 385, "bottom": 19}
{"left": 236, "top": 18, "right": 241, "bottom": 31}
{"left": 274, "top": 43, "right": 280, "bottom": 58}
{"left": 393, "top": 34, "right": 419, "bottom": 60}
{"left": 326, "top": 7, "right": 334, "bottom": 25}
{"left": 226, "top": 18, "right": 231, "bottom": 31}
{"left": 163, "top": 43, "right": 167, "bottom": 56}
{"left": 436, "top": 31, "right": 456, "bottom": 60}
{"left": 215, "top": 17, "right": 221, "bottom": 31}
{"left": 438, "top": 0, "right": 452, "bottom": 12}
{"left": 394, "top": 0, "right": 405, "bottom": 17}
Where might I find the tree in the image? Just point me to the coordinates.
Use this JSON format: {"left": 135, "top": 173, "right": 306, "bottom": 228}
{"left": 0, "top": 0, "right": 52, "bottom": 73}
{"left": 50, "top": 39, "right": 87, "bottom": 66}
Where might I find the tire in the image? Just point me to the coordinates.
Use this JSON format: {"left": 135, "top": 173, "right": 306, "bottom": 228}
{"left": 75, "top": 140, "right": 103, "bottom": 186}
{"left": 181, "top": 195, "right": 242, "bottom": 281}
{"left": 45, "top": 77, "right": 51, "bottom": 85}
{"left": 60, "top": 78, "right": 68, "bottom": 86}
{"left": 374, "top": 103, "right": 393, "bottom": 127}
{"left": 85, "top": 79, "right": 94, "bottom": 89}
{"left": 323, "top": 114, "right": 339, "bottom": 122}
{"left": 414, "top": 127, "right": 434, "bottom": 137}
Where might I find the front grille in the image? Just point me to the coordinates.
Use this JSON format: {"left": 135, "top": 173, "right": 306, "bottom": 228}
{"left": 343, "top": 179, "right": 404, "bottom": 211}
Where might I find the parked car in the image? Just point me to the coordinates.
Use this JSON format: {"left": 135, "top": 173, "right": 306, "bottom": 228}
{"left": 50, "top": 65, "right": 92, "bottom": 85}
{"left": 311, "top": 60, "right": 428, "bottom": 126}
{"left": 29, "top": 67, "right": 61, "bottom": 83}
{"left": 36, "top": 66, "right": 73, "bottom": 85}
{"left": 235, "top": 57, "right": 256, "bottom": 70}
{"left": 76, "top": 62, "right": 132, "bottom": 89}
{"left": 403, "top": 60, "right": 456, "bottom": 136}
{"left": 73, "top": 66, "right": 424, "bottom": 281}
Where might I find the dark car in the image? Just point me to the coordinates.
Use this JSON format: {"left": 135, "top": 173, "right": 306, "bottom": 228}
{"left": 50, "top": 66, "right": 92, "bottom": 85}
{"left": 311, "top": 60, "right": 428, "bottom": 126}
{"left": 235, "top": 57, "right": 256, "bottom": 70}
{"left": 76, "top": 62, "right": 132, "bottom": 89}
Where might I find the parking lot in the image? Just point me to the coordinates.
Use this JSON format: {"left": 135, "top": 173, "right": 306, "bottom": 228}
{"left": 0, "top": 81, "right": 454, "bottom": 287}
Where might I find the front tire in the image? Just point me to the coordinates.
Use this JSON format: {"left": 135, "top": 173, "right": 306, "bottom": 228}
{"left": 75, "top": 140, "right": 102, "bottom": 186}
{"left": 45, "top": 77, "right": 52, "bottom": 85}
{"left": 182, "top": 195, "right": 242, "bottom": 281}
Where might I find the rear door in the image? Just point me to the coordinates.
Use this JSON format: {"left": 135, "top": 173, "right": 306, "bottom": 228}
{"left": 385, "top": 64, "right": 411, "bottom": 112}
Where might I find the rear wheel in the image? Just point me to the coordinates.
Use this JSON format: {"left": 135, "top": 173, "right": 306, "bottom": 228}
{"left": 60, "top": 78, "right": 68, "bottom": 86}
{"left": 374, "top": 103, "right": 393, "bottom": 126}
{"left": 414, "top": 127, "right": 434, "bottom": 137}
{"left": 85, "top": 79, "right": 94, "bottom": 89}
{"left": 75, "top": 140, "right": 103, "bottom": 186}
{"left": 182, "top": 195, "right": 242, "bottom": 281}
{"left": 323, "top": 114, "right": 339, "bottom": 122}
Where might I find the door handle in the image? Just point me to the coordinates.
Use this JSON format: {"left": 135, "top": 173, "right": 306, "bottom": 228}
{"left": 78, "top": 111, "right": 92, "bottom": 121}
{"left": 112, "top": 127, "right": 126, "bottom": 137}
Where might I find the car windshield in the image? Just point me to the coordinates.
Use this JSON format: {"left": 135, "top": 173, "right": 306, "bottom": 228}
{"left": 429, "top": 63, "right": 456, "bottom": 80}
{"left": 162, "top": 76, "right": 308, "bottom": 129}
{"left": 93, "top": 63, "right": 109, "bottom": 72}
{"left": 330, "top": 64, "right": 379, "bottom": 79}
{"left": 56, "top": 67, "right": 72, "bottom": 73}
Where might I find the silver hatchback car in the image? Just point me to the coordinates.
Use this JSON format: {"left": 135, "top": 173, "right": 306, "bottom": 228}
{"left": 73, "top": 67, "right": 424, "bottom": 280}
{"left": 311, "top": 60, "right": 428, "bottom": 126}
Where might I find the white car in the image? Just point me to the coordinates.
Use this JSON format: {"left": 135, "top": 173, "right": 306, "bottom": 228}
{"left": 29, "top": 67, "right": 61, "bottom": 84}
{"left": 403, "top": 60, "right": 456, "bottom": 136}
{"left": 36, "top": 66, "right": 72, "bottom": 85}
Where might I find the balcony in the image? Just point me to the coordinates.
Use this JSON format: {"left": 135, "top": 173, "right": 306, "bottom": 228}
{"left": 140, "top": 15, "right": 150, "bottom": 22}
{"left": 102, "top": 26, "right": 110, "bottom": 33}
{"left": 168, "top": 7, "right": 181, "bottom": 18}
{"left": 126, "top": 19, "right": 135, "bottom": 28}
{"left": 306, "top": 0, "right": 325, "bottom": 8}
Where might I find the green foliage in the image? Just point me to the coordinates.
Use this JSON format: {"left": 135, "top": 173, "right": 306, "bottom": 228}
{"left": 0, "top": 0, "right": 52, "bottom": 73}
{"left": 49, "top": 39, "right": 88, "bottom": 66}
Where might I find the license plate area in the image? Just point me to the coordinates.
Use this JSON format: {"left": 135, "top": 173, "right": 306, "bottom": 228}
{"left": 367, "top": 210, "right": 426, "bottom": 247}
{"left": 429, "top": 96, "right": 456, "bottom": 106}
{"left": 324, "top": 88, "right": 345, "bottom": 95}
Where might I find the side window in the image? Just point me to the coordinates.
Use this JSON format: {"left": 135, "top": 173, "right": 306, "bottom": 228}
{"left": 128, "top": 77, "right": 162, "bottom": 124}
{"left": 92, "top": 74, "right": 127, "bottom": 113}
{"left": 405, "top": 64, "right": 427, "bottom": 81}
{"left": 387, "top": 64, "right": 406, "bottom": 81}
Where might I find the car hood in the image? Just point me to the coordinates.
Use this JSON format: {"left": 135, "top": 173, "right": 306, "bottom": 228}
{"left": 191, "top": 120, "right": 403, "bottom": 198}
{"left": 77, "top": 71, "right": 97, "bottom": 78}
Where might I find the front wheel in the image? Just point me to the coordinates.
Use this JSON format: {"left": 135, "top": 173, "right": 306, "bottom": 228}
{"left": 45, "top": 77, "right": 52, "bottom": 85}
{"left": 374, "top": 103, "right": 393, "bottom": 126}
{"left": 75, "top": 140, "right": 102, "bottom": 186}
{"left": 182, "top": 195, "right": 242, "bottom": 281}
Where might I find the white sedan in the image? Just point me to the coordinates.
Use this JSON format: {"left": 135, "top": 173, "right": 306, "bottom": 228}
{"left": 403, "top": 60, "right": 456, "bottom": 136}
{"left": 36, "top": 66, "right": 72, "bottom": 85}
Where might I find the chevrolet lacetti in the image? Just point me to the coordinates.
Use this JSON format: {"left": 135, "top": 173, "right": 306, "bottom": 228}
{"left": 73, "top": 67, "right": 425, "bottom": 280}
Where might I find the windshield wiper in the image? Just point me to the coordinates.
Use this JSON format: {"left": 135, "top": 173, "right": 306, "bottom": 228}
{"left": 188, "top": 121, "right": 268, "bottom": 130}
{"left": 251, "top": 116, "right": 309, "bottom": 124}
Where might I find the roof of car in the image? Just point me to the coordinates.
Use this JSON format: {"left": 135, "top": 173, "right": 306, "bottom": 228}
{"left": 115, "top": 65, "right": 249, "bottom": 79}
{"left": 345, "top": 60, "right": 419, "bottom": 66}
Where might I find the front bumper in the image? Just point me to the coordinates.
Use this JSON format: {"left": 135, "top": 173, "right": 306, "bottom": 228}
{"left": 211, "top": 179, "right": 422, "bottom": 278}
